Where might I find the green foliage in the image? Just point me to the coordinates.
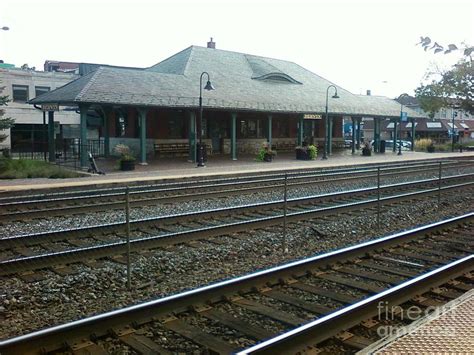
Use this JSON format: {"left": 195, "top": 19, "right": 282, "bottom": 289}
{"left": 255, "top": 142, "right": 276, "bottom": 162}
{"left": 415, "top": 38, "right": 473, "bottom": 116}
{"left": 0, "top": 158, "right": 83, "bottom": 179}
{"left": 415, "top": 86, "right": 447, "bottom": 118}
{"left": 0, "top": 82, "right": 14, "bottom": 143}
{"left": 113, "top": 144, "right": 135, "bottom": 162}
{"left": 417, "top": 37, "right": 473, "bottom": 56}
{"left": 307, "top": 145, "right": 318, "bottom": 159}
{"left": 255, "top": 148, "right": 266, "bottom": 162}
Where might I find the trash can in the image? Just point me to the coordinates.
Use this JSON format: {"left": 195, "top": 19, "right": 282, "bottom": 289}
{"left": 196, "top": 143, "right": 208, "bottom": 165}
{"left": 380, "top": 140, "right": 386, "bottom": 153}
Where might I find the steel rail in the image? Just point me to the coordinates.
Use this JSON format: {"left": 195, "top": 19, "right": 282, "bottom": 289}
{"left": 1, "top": 173, "right": 472, "bottom": 250}
{"left": 0, "top": 213, "right": 471, "bottom": 354}
{"left": 0, "top": 160, "right": 469, "bottom": 208}
{"left": 1, "top": 181, "right": 472, "bottom": 275}
{"left": 1, "top": 162, "right": 471, "bottom": 218}
{"left": 0, "top": 162, "right": 471, "bottom": 223}
{"left": 239, "top": 254, "right": 474, "bottom": 354}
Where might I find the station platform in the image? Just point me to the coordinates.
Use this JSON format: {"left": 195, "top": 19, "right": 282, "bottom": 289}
{"left": 0, "top": 150, "right": 473, "bottom": 192}
{"left": 360, "top": 289, "right": 474, "bottom": 354}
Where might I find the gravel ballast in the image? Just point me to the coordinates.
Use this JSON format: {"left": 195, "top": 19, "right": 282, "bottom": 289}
{"left": 0, "top": 188, "right": 472, "bottom": 340}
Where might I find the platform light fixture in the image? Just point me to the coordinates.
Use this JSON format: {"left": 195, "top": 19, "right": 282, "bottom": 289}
{"left": 197, "top": 71, "right": 215, "bottom": 167}
{"left": 322, "top": 85, "right": 339, "bottom": 160}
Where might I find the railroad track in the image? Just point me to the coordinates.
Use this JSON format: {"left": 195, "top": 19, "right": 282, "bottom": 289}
{"left": 0, "top": 213, "right": 472, "bottom": 354}
{"left": 0, "top": 160, "right": 472, "bottom": 222}
{"left": 1, "top": 174, "right": 473, "bottom": 275}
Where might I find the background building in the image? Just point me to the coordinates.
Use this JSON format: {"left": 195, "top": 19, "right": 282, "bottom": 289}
{"left": 0, "top": 64, "right": 79, "bottom": 153}
{"left": 32, "top": 41, "right": 424, "bottom": 167}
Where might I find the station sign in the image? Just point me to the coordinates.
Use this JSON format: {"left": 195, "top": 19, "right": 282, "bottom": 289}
{"left": 401, "top": 112, "right": 408, "bottom": 122}
{"left": 304, "top": 113, "right": 322, "bottom": 120}
{"left": 41, "top": 103, "right": 59, "bottom": 111}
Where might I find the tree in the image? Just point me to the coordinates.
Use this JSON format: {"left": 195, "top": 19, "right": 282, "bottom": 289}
{"left": 0, "top": 83, "right": 15, "bottom": 144}
{"left": 415, "top": 38, "right": 473, "bottom": 116}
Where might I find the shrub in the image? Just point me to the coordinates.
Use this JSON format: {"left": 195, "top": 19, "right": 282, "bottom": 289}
{"left": 255, "top": 142, "right": 276, "bottom": 162}
{"left": 414, "top": 138, "right": 432, "bottom": 151}
{"left": 307, "top": 145, "right": 318, "bottom": 159}
{"left": 0, "top": 158, "right": 83, "bottom": 179}
{"left": 113, "top": 144, "right": 135, "bottom": 162}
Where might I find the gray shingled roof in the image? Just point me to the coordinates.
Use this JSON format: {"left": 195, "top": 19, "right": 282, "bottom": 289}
{"left": 30, "top": 45, "right": 426, "bottom": 119}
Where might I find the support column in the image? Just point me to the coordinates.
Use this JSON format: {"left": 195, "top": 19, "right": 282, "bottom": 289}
{"left": 231, "top": 112, "right": 237, "bottom": 160}
{"left": 411, "top": 118, "right": 415, "bottom": 151}
{"left": 374, "top": 118, "right": 380, "bottom": 153}
{"left": 188, "top": 111, "right": 196, "bottom": 163}
{"left": 311, "top": 120, "right": 315, "bottom": 145}
{"left": 101, "top": 106, "right": 111, "bottom": 158}
{"left": 138, "top": 108, "right": 148, "bottom": 165}
{"left": 297, "top": 115, "right": 303, "bottom": 146}
{"left": 48, "top": 110, "right": 55, "bottom": 163}
{"left": 356, "top": 118, "right": 361, "bottom": 150}
{"left": 393, "top": 120, "right": 398, "bottom": 152}
{"left": 351, "top": 117, "right": 356, "bottom": 154}
{"left": 328, "top": 116, "right": 333, "bottom": 155}
{"left": 267, "top": 114, "right": 272, "bottom": 148}
{"left": 79, "top": 104, "right": 89, "bottom": 168}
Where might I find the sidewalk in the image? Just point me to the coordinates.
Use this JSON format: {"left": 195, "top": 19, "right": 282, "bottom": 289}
{"left": 1, "top": 150, "right": 473, "bottom": 192}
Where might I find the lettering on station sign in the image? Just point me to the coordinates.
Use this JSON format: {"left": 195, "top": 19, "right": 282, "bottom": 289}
{"left": 303, "top": 113, "right": 322, "bottom": 120}
{"left": 41, "top": 103, "right": 59, "bottom": 111}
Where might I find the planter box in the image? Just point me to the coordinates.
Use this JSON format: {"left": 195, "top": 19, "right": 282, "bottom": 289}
{"left": 120, "top": 160, "right": 135, "bottom": 171}
{"left": 362, "top": 148, "right": 372, "bottom": 156}
{"left": 296, "top": 148, "right": 311, "bottom": 160}
{"left": 263, "top": 153, "right": 274, "bottom": 162}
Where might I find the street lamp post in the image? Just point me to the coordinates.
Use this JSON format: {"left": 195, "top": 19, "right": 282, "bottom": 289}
{"left": 322, "top": 85, "right": 339, "bottom": 160}
{"left": 397, "top": 93, "right": 411, "bottom": 156}
{"left": 451, "top": 109, "right": 457, "bottom": 152}
{"left": 398, "top": 102, "right": 403, "bottom": 155}
{"left": 197, "top": 71, "right": 215, "bottom": 167}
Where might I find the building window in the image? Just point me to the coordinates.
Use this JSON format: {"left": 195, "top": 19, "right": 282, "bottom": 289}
{"left": 168, "top": 112, "right": 186, "bottom": 138}
{"left": 12, "top": 85, "right": 29, "bottom": 102}
{"left": 10, "top": 124, "right": 48, "bottom": 152}
{"left": 240, "top": 118, "right": 263, "bottom": 138}
{"left": 275, "top": 118, "right": 289, "bottom": 138}
{"left": 116, "top": 113, "right": 127, "bottom": 137}
{"left": 35, "top": 86, "right": 50, "bottom": 97}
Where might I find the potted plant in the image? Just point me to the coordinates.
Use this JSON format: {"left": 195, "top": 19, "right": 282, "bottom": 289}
{"left": 427, "top": 144, "right": 435, "bottom": 153}
{"left": 256, "top": 143, "right": 276, "bottom": 162}
{"left": 295, "top": 144, "right": 318, "bottom": 160}
{"left": 362, "top": 142, "right": 372, "bottom": 156}
{"left": 114, "top": 144, "right": 136, "bottom": 171}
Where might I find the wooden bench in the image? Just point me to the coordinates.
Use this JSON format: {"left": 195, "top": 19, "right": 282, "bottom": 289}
{"left": 154, "top": 142, "right": 214, "bottom": 157}
{"left": 272, "top": 141, "right": 295, "bottom": 152}
{"left": 154, "top": 143, "right": 189, "bottom": 157}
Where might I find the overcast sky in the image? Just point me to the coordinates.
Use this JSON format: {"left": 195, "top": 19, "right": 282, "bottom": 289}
{"left": 1, "top": 0, "right": 472, "bottom": 98}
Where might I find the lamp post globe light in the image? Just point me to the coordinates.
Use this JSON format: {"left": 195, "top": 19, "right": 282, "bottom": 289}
{"left": 197, "top": 71, "right": 215, "bottom": 167}
{"left": 322, "top": 85, "right": 340, "bottom": 160}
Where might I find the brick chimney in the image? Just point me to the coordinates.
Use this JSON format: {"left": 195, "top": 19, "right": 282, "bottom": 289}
{"left": 207, "top": 37, "right": 216, "bottom": 49}
{"left": 366, "top": 90, "right": 371, "bottom": 96}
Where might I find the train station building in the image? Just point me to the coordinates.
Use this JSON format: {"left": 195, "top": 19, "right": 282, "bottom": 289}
{"left": 30, "top": 40, "right": 424, "bottom": 168}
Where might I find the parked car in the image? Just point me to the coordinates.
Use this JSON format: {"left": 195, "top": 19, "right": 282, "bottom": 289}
{"left": 371, "top": 140, "right": 411, "bottom": 150}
